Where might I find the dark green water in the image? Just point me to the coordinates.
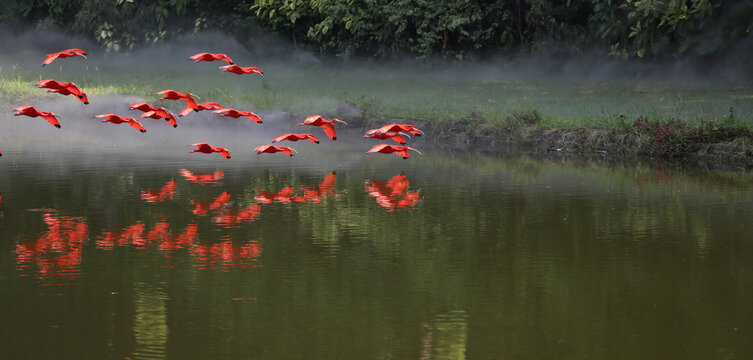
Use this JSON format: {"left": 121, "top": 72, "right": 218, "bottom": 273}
{"left": 1, "top": 147, "right": 753, "bottom": 360}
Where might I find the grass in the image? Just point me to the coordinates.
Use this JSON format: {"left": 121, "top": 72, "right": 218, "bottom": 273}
{"left": 2, "top": 54, "right": 753, "bottom": 159}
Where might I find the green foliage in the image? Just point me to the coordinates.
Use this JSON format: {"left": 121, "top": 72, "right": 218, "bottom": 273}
{"left": 0, "top": 0, "right": 748, "bottom": 61}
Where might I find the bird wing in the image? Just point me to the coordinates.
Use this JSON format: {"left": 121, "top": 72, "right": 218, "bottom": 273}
{"left": 164, "top": 115, "right": 178, "bottom": 127}
{"left": 304, "top": 115, "right": 323, "bottom": 124}
{"left": 305, "top": 134, "right": 320, "bottom": 143}
{"left": 281, "top": 147, "right": 295, "bottom": 156}
{"left": 12, "top": 105, "right": 34, "bottom": 113}
{"left": 42, "top": 52, "right": 61, "bottom": 66}
{"left": 218, "top": 150, "right": 231, "bottom": 159}
{"left": 189, "top": 52, "right": 208, "bottom": 60}
{"left": 179, "top": 105, "right": 194, "bottom": 117}
{"left": 366, "top": 144, "right": 390, "bottom": 154}
{"left": 271, "top": 134, "right": 292, "bottom": 143}
{"left": 128, "top": 119, "right": 147, "bottom": 132}
{"left": 243, "top": 111, "right": 262, "bottom": 123}
{"left": 320, "top": 123, "right": 337, "bottom": 140}
{"left": 40, "top": 113, "right": 61, "bottom": 128}
{"left": 254, "top": 145, "right": 271, "bottom": 154}
{"left": 391, "top": 133, "right": 408, "bottom": 144}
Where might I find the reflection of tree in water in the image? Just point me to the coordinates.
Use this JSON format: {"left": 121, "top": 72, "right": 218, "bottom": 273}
{"left": 420, "top": 311, "right": 468, "bottom": 360}
{"left": 132, "top": 282, "right": 168, "bottom": 360}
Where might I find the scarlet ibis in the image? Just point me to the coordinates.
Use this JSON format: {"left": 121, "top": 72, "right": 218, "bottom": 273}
{"left": 36, "top": 79, "right": 88, "bottom": 104}
{"left": 219, "top": 65, "right": 263, "bottom": 76}
{"left": 363, "top": 129, "right": 409, "bottom": 144}
{"left": 374, "top": 123, "right": 424, "bottom": 136}
{"left": 156, "top": 89, "right": 199, "bottom": 111}
{"left": 271, "top": 133, "right": 320, "bottom": 144}
{"left": 179, "top": 101, "right": 223, "bottom": 117}
{"left": 297, "top": 115, "right": 347, "bottom": 140}
{"left": 213, "top": 108, "right": 262, "bottom": 123}
{"left": 189, "top": 143, "right": 231, "bottom": 159}
{"left": 365, "top": 144, "right": 422, "bottom": 159}
{"left": 129, "top": 102, "right": 164, "bottom": 113}
{"left": 141, "top": 109, "right": 178, "bottom": 127}
{"left": 12, "top": 105, "right": 62, "bottom": 128}
{"left": 253, "top": 144, "right": 296, "bottom": 156}
{"left": 94, "top": 114, "right": 147, "bottom": 133}
{"left": 188, "top": 52, "right": 234, "bottom": 64}
{"left": 42, "top": 48, "right": 86, "bottom": 66}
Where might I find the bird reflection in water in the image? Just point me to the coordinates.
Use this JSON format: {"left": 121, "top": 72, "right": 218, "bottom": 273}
{"left": 15, "top": 211, "right": 88, "bottom": 284}
{"left": 365, "top": 174, "right": 421, "bottom": 211}
{"left": 140, "top": 179, "right": 177, "bottom": 203}
{"left": 179, "top": 169, "right": 224, "bottom": 185}
{"left": 192, "top": 235, "right": 262, "bottom": 271}
{"left": 191, "top": 191, "right": 231, "bottom": 215}
{"left": 254, "top": 171, "right": 339, "bottom": 205}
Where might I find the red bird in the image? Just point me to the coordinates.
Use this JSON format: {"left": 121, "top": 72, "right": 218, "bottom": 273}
{"left": 271, "top": 133, "right": 320, "bottom": 144}
{"left": 42, "top": 48, "right": 86, "bottom": 66}
{"left": 189, "top": 52, "right": 234, "bottom": 64}
{"left": 213, "top": 108, "right": 262, "bottom": 123}
{"left": 95, "top": 114, "right": 147, "bottom": 133}
{"left": 363, "top": 129, "right": 409, "bottom": 144}
{"left": 36, "top": 79, "right": 88, "bottom": 104}
{"left": 12, "top": 105, "right": 62, "bottom": 128}
{"left": 219, "top": 65, "right": 263, "bottom": 76}
{"left": 156, "top": 89, "right": 199, "bottom": 112}
{"left": 189, "top": 143, "right": 231, "bottom": 159}
{"left": 297, "top": 115, "right": 347, "bottom": 140}
{"left": 179, "top": 101, "right": 223, "bottom": 117}
{"left": 374, "top": 123, "right": 424, "bottom": 136}
{"left": 365, "top": 144, "right": 422, "bottom": 159}
{"left": 253, "top": 144, "right": 296, "bottom": 156}
{"left": 141, "top": 109, "right": 178, "bottom": 127}
{"left": 129, "top": 102, "right": 165, "bottom": 113}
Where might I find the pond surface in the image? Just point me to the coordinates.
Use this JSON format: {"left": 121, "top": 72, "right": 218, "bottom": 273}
{"left": 1, "top": 141, "right": 753, "bottom": 360}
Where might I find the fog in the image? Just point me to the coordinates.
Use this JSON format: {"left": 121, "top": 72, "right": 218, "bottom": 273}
{"left": 0, "top": 28, "right": 748, "bottom": 162}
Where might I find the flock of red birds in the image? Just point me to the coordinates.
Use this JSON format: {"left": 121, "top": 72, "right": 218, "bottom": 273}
{"left": 4, "top": 48, "right": 425, "bottom": 160}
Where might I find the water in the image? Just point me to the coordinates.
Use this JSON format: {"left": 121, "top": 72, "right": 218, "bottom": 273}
{"left": 1, "top": 145, "right": 753, "bottom": 360}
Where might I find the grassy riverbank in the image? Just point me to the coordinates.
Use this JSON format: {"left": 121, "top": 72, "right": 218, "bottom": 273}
{"left": 2, "top": 54, "right": 752, "bottom": 162}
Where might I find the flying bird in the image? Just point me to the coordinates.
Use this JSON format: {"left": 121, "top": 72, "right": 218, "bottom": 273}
{"left": 365, "top": 144, "right": 422, "bottom": 159}
{"left": 42, "top": 48, "right": 86, "bottom": 66}
{"left": 363, "top": 129, "right": 409, "bottom": 144}
{"left": 253, "top": 144, "right": 296, "bottom": 156}
{"left": 374, "top": 123, "right": 424, "bottom": 136}
{"left": 297, "top": 115, "right": 348, "bottom": 140}
{"left": 189, "top": 143, "right": 232, "bottom": 159}
{"left": 36, "top": 79, "right": 88, "bottom": 104}
{"left": 156, "top": 89, "right": 199, "bottom": 112}
{"left": 95, "top": 114, "right": 147, "bottom": 133}
{"left": 219, "top": 65, "right": 263, "bottom": 76}
{"left": 141, "top": 109, "right": 179, "bottom": 127}
{"left": 271, "top": 133, "right": 320, "bottom": 144}
{"left": 12, "top": 105, "right": 62, "bottom": 128}
{"left": 189, "top": 52, "right": 234, "bottom": 64}
{"left": 179, "top": 101, "right": 223, "bottom": 117}
{"left": 129, "top": 102, "right": 165, "bottom": 113}
{"left": 213, "top": 108, "right": 262, "bottom": 123}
